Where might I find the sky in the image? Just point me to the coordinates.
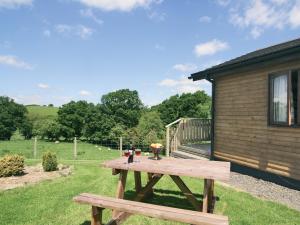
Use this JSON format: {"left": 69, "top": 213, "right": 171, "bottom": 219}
{"left": 1, "top": 0, "right": 300, "bottom": 107}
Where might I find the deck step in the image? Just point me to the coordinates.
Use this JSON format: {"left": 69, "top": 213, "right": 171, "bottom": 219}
{"left": 178, "top": 145, "right": 210, "bottom": 157}
{"left": 171, "top": 150, "right": 209, "bottom": 160}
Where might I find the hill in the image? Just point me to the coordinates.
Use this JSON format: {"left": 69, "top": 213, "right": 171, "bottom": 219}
{"left": 26, "top": 105, "right": 58, "bottom": 122}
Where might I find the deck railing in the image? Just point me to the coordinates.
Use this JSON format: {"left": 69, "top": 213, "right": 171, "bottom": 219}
{"left": 165, "top": 118, "right": 211, "bottom": 157}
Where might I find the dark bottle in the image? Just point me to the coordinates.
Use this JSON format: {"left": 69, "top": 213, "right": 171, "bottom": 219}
{"left": 128, "top": 145, "right": 135, "bottom": 163}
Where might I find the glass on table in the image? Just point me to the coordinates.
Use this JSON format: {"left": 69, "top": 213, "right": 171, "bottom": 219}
{"left": 124, "top": 150, "right": 129, "bottom": 157}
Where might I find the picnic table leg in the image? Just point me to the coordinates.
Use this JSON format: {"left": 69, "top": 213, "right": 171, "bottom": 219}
{"left": 91, "top": 206, "right": 103, "bottom": 225}
{"left": 107, "top": 173, "right": 163, "bottom": 225}
{"left": 202, "top": 179, "right": 214, "bottom": 213}
{"left": 147, "top": 173, "right": 154, "bottom": 197}
{"left": 112, "top": 170, "right": 128, "bottom": 218}
{"left": 170, "top": 175, "right": 201, "bottom": 211}
{"left": 134, "top": 171, "right": 142, "bottom": 193}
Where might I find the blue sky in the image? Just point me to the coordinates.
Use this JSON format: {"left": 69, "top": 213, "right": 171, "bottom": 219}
{"left": 1, "top": 0, "right": 300, "bottom": 106}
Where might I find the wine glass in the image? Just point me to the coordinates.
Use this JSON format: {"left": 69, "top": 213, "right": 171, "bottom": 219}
{"left": 123, "top": 150, "right": 129, "bottom": 163}
{"left": 135, "top": 149, "right": 141, "bottom": 162}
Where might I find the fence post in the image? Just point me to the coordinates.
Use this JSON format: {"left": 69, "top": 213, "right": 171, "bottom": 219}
{"left": 166, "top": 127, "right": 170, "bottom": 157}
{"left": 119, "top": 137, "right": 123, "bottom": 156}
{"left": 74, "top": 137, "right": 77, "bottom": 160}
{"left": 33, "top": 137, "right": 37, "bottom": 159}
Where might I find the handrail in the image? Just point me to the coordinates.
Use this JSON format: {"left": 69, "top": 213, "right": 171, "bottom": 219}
{"left": 165, "top": 118, "right": 182, "bottom": 128}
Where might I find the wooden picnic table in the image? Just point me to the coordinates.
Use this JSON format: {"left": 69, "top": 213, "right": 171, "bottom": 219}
{"left": 102, "top": 156, "right": 230, "bottom": 225}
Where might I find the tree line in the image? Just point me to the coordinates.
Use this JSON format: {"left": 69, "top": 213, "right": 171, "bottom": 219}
{"left": 0, "top": 89, "right": 211, "bottom": 146}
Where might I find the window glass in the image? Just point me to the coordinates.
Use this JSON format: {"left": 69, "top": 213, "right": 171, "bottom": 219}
{"left": 291, "top": 71, "right": 298, "bottom": 125}
{"left": 272, "top": 74, "right": 288, "bottom": 123}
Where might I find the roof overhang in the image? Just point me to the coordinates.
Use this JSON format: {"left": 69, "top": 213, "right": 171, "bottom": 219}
{"left": 189, "top": 45, "right": 300, "bottom": 81}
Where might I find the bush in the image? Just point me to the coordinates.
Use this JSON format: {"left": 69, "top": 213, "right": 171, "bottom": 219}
{"left": 42, "top": 152, "right": 58, "bottom": 172}
{"left": 0, "top": 155, "right": 25, "bottom": 177}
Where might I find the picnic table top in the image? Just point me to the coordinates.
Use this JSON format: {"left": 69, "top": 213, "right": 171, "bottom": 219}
{"left": 102, "top": 156, "right": 230, "bottom": 181}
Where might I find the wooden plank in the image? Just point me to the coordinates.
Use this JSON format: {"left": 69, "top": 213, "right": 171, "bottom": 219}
{"left": 134, "top": 171, "right": 142, "bottom": 193}
{"left": 202, "top": 179, "right": 214, "bottom": 213}
{"left": 102, "top": 157, "right": 231, "bottom": 182}
{"left": 108, "top": 174, "right": 163, "bottom": 225}
{"left": 170, "top": 175, "right": 201, "bottom": 211}
{"left": 112, "top": 170, "right": 128, "bottom": 218}
{"left": 74, "top": 194, "right": 229, "bottom": 225}
{"left": 91, "top": 206, "right": 103, "bottom": 225}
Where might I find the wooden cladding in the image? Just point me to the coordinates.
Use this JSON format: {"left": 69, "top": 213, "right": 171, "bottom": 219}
{"left": 214, "top": 61, "right": 300, "bottom": 181}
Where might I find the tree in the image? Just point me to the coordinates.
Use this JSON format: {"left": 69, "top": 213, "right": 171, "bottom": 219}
{"left": 0, "top": 96, "right": 27, "bottom": 140}
{"left": 41, "top": 121, "right": 61, "bottom": 141}
{"left": 19, "top": 120, "right": 33, "bottom": 140}
{"left": 101, "top": 89, "right": 144, "bottom": 128}
{"left": 57, "top": 101, "right": 93, "bottom": 138}
{"left": 83, "top": 104, "right": 115, "bottom": 143}
{"left": 136, "top": 111, "right": 165, "bottom": 146}
{"left": 152, "top": 91, "right": 211, "bottom": 125}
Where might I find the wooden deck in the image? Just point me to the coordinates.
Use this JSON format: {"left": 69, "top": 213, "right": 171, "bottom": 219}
{"left": 171, "top": 143, "right": 211, "bottom": 160}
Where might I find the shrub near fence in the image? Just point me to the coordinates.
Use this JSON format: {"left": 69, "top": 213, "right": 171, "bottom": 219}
{"left": 42, "top": 152, "right": 58, "bottom": 172}
{"left": 0, "top": 155, "right": 25, "bottom": 177}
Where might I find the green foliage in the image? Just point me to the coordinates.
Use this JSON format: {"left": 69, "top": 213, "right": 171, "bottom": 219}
{"left": 101, "top": 89, "right": 144, "bottom": 128}
{"left": 0, "top": 154, "right": 24, "bottom": 177}
{"left": 57, "top": 101, "right": 93, "bottom": 138}
{"left": 19, "top": 120, "right": 33, "bottom": 140}
{"left": 84, "top": 105, "right": 115, "bottom": 143}
{"left": 136, "top": 111, "right": 165, "bottom": 146}
{"left": 152, "top": 91, "right": 211, "bottom": 125}
{"left": 0, "top": 96, "right": 28, "bottom": 140}
{"left": 40, "top": 121, "right": 62, "bottom": 141}
{"left": 42, "top": 151, "right": 57, "bottom": 172}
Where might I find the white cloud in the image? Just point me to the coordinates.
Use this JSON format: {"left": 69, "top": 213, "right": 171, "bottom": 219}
{"left": 199, "top": 16, "right": 212, "bottom": 23}
{"left": 78, "top": 0, "right": 162, "bottom": 12}
{"left": 80, "top": 8, "right": 104, "bottom": 25}
{"left": 173, "top": 63, "right": 197, "bottom": 72}
{"left": 38, "top": 83, "right": 49, "bottom": 89}
{"left": 289, "top": 2, "right": 300, "bottom": 28}
{"left": 79, "top": 90, "right": 92, "bottom": 96}
{"left": 216, "top": 0, "right": 231, "bottom": 6}
{"left": 55, "top": 24, "right": 94, "bottom": 39}
{"left": 227, "top": 0, "right": 300, "bottom": 38}
{"left": 159, "top": 77, "right": 211, "bottom": 94}
{"left": 148, "top": 11, "right": 166, "bottom": 22}
{"left": 194, "top": 39, "right": 229, "bottom": 57}
{"left": 0, "top": 0, "right": 33, "bottom": 8}
{"left": 0, "top": 55, "right": 33, "bottom": 70}
{"left": 43, "top": 29, "right": 51, "bottom": 37}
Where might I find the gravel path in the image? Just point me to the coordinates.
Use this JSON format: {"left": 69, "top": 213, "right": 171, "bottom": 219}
{"left": 222, "top": 172, "right": 300, "bottom": 211}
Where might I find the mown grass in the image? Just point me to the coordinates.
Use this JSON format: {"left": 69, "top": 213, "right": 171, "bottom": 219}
{"left": 0, "top": 141, "right": 299, "bottom": 225}
{"left": 0, "top": 140, "right": 117, "bottom": 160}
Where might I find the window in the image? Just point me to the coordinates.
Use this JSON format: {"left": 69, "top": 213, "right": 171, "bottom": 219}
{"left": 269, "top": 70, "right": 300, "bottom": 126}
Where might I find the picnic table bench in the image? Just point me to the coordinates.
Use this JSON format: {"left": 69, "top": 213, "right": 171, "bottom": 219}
{"left": 74, "top": 156, "right": 230, "bottom": 225}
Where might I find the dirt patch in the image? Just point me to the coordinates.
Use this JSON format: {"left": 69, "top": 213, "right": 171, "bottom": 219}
{"left": 0, "top": 164, "right": 72, "bottom": 191}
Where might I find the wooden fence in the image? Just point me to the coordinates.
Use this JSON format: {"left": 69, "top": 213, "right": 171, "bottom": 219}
{"left": 166, "top": 118, "right": 211, "bottom": 156}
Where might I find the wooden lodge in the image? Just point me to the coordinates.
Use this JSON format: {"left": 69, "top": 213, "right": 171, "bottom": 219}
{"left": 188, "top": 38, "right": 300, "bottom": 181}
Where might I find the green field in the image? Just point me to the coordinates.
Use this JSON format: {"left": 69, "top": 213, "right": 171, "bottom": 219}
{"left": 0, "top": 141, "right": 299, "bottom": 225}
{"left": 0, "top": 140, "right": 117, "bottom": 160}
{"left": 26, "top": 105, "right": 58, "bottom": 121}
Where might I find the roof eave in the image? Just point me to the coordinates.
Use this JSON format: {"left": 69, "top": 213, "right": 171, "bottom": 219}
{"left": 189, "top": 45, "right": 300, "bottom": 81}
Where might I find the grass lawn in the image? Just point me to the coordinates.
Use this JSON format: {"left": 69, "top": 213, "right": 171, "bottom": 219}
{"left": 26, "top": 105, "right": 58, "bottom": 121}
{"left": 0, "top": 140, "right": 117, "bottom": 160}
{"left": 0, "top": 141, "right": 299, "bottom": 225}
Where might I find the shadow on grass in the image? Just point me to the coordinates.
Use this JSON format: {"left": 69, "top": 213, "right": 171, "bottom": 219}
{"left": 124, "top": 189, "right": 219, "bottom": 211}
{"left": 79, "top": 221, "right": 90, "bottom": 225}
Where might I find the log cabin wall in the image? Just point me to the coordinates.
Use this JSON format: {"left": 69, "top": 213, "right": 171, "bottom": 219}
{"left": 214, "top": 59, "right": 300, "bottom": 180}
